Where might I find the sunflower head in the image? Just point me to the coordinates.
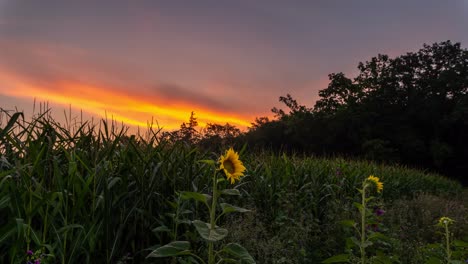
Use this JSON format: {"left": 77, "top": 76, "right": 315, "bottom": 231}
{"left": 366, "top": 175, "right": 383, "bottom": 193}
{"left": 438, "top": 216, "right": 454, "bottom": 227}
{"left": 219, "top": 148, "right": 246, "bottom": 184}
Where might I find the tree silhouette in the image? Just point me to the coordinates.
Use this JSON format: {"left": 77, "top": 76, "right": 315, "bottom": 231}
{"left": 245, "top": 41, "right": 468, "bottom": 184}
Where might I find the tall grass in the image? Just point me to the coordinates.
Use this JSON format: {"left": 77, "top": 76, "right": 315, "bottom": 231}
{"left": 0, "top": 109, "right": 465, "bottom": 263}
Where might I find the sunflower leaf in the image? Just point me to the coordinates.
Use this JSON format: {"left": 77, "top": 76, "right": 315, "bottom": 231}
{"left": 321, "top": 254, "right": 350, "bottom": 263}
{"left": 192, "top": 220, "right": 228, "bottom": 242}
{"left": 146, "top": 241, "right": 191, "bottom": 258}
{"left": 453, "top": 239, "right": 468, "bottom": 247}
{"left": 222, "top": 243, "right": 256, "bottom": 264}
{"left": 340, "top": 220, "right": 356, "bottom": 228}
{"left": 221, "top": 189, "right": 241, "bottom": 196}
{"left": 217, "top": 178, "right": 226, "bottom": 184}
{"left": 353, "top": 202, "right": 363, "bottom": 211}
{"left": 180, "top": 191, "right": 211, "bottom": 206}
{"left": 152, "top": 225, "right": 171, "bottom": 233}
{"left": 220, "top": 203, "right": 250, "bottom": 214}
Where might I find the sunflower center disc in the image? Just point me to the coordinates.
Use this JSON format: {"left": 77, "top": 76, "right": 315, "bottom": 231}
{"left": 223, "top": 160, "right": 235, "bottom": 174}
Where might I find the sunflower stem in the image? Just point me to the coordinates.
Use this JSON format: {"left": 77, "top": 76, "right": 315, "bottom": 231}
{"left": 360, "top": 184, "right": 367, "bottom": 264}
{"left": 208, "top": 169, "right": 218, "bottom": 264}
{"left": 444, "top": 223, "right": 451, "bottom": 263}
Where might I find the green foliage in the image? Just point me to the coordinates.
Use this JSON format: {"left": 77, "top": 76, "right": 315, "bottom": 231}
{"left": 147, "top": 151, "right": 254, "bottom": 264}
{"left": 324, "top": 177, "right": 397, "bottom": 264}
{"left": 221, "top": 243, "right": 256, "bottom": 264}
{"left": 147, "top": 241, "right": 191, "bottom": 258}
{"left": 0, "top": 109, "right": 466, "bottom": 263}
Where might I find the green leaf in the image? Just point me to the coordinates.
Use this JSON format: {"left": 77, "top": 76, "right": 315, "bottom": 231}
{"left": 57, "top": 224, "right": 84, "bottom": 234}
{"left": 180, "top": 209, "right": 193, "bottom": 215}
{"left": 453, "top": 239, "right": 468, "bottom": 247}
{"left": 322, "top": 254, "right": 350, "bottom": 263}
{"left": 220, "top": 258, "right": 238, "bottom": 263}
{"left": 0, "top": 174, "right": 12, "bottom": 189}
{"left": 222, "top": 243, "right": 256, "bottom": 264}
{"left": 0, "top": 112, "right": 23, "bottom": 139}
{"left": 220, "top": 203, "right": 250, "bottom": 214}
{"left": 147, "top": 241, "right": 191, "bottom": 258}
{"left": 27, "top": 225, "right": 41, "bottom": 245}
{"left": 181, "top": 191, "right": 211, "bottom": 205}
{"left": 350, "top": 237, "right": 360, "bottom": 247}
{"left": 340, "top": 220, "right": 356, "bottom": 228}
{"left": 0, "top": 227, "right": 15, "bottom": 244}
{"left": 371, "top": 255, "right": 395, "bottom": 264}
{"left": 362, "top": 240, "right": 373, "bottom": 248}
{"left": 152, "top": 226, "right": 171, "bottom": 233}
{"left": 176, "top": 219, "right": 191, "bottom": 225}
{"left": 0, "top": 195, "right": 10, "bottom": 209}
{"left": 179, "top": 257, "right": 202, "bottom": 264}
{"left": 192, "top": 220, "right": 228, "bottom": 242}
{"left": 425, "top": 257, "right": 442, "bottom": 264}
{"left": 107, "top": 177, "right": 121, "bottom": 189}
{"left": 353, "top": 202, "right": 363, "bottom": 211}
{"left": 345, "top": 237, "right": 355, "bottom": 250}
{"left": 217, "top": 178, "right": 226, "bottom": 184}
{"left": 15, "top": 218, "right": 24, "bottom": 238}
{"left": 221, "top": 189, "right": 241, "bottom": 196}
{"left": 199, "top": 159, "right": 215, "bottom": 166}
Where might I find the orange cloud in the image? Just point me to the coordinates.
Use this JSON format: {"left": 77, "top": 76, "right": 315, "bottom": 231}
{"left": 0, "top": 71, "right": 255, "bottom": 130}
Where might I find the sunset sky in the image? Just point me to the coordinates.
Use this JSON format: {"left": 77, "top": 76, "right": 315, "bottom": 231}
{"left": 0, "top": 0, "right": 467, "bottom": 131}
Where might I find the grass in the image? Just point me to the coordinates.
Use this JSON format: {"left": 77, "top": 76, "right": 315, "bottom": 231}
{"left": 0, "top": 109, "right": 466, "bottom": 263}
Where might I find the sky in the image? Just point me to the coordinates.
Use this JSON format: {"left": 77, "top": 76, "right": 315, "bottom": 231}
{"left": 0, "top": 0, "right": 467, "bottom": 131}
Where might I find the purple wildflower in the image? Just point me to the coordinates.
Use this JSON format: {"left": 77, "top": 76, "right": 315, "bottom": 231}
{"left": 34, "top": 259, "right": 41, "bottom": 264}
{"left": 27, "top": 250, "right": 34, "bottom": 256}
{"left": 374, "top": 208, "right": 385, "bottom": 216}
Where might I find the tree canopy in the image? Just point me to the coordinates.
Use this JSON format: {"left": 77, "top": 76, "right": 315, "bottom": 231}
{"left": 245, "top": 41, "right": 468, "bottom": 184}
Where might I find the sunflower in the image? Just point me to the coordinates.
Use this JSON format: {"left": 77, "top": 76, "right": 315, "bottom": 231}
{"left": 438, "top": 216, "right": 454, "bottom": 227}
{"left": 366, "top": 175, "right": 383, "bottom": 193}
{"left": 219, "top": 148, "right": 246, "bottom": 184}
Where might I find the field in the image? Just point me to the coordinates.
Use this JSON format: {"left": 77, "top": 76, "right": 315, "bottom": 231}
{"left": 0, "top": 112, "right": 467, "bottom": 263}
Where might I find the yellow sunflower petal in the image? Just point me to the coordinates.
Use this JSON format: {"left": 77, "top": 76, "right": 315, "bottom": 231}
{"left": 219, "top": 148, "right": 246, "bottom": 184}
{"left": 366, "top": 175, "right": 383, "bottom": 193}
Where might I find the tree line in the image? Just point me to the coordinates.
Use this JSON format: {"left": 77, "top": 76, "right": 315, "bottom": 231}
{"left": 165, "top": 41, "right": 468, "bottom": 185}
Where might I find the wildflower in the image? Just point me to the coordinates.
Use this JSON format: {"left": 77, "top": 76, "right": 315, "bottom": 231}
{"left": 34, "top": 259, "right": 40, "bottom": 264}
{"left": 374, "top": 208, "right": 385, "bottom": 216}
{"left": 219, "top": 148, "right": 246, "bottom": 184}
{"left": 438, "top": 216, "right": 455, "bottom": 227}
{"left": 366, "top": 175, "right": 383, "bottom": 193}
{"left": 27, "top": 250, "right": 33, "bottom": 256}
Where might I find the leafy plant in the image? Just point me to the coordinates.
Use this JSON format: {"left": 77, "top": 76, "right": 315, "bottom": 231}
{"left": 147, "top": 148, "right": 255, "bottom": 264}
{"left": 323, "top": 175, "right": 397, "bottom": 264}
{"left": 420, "top": 217, "right": 468, "bottom": 264}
